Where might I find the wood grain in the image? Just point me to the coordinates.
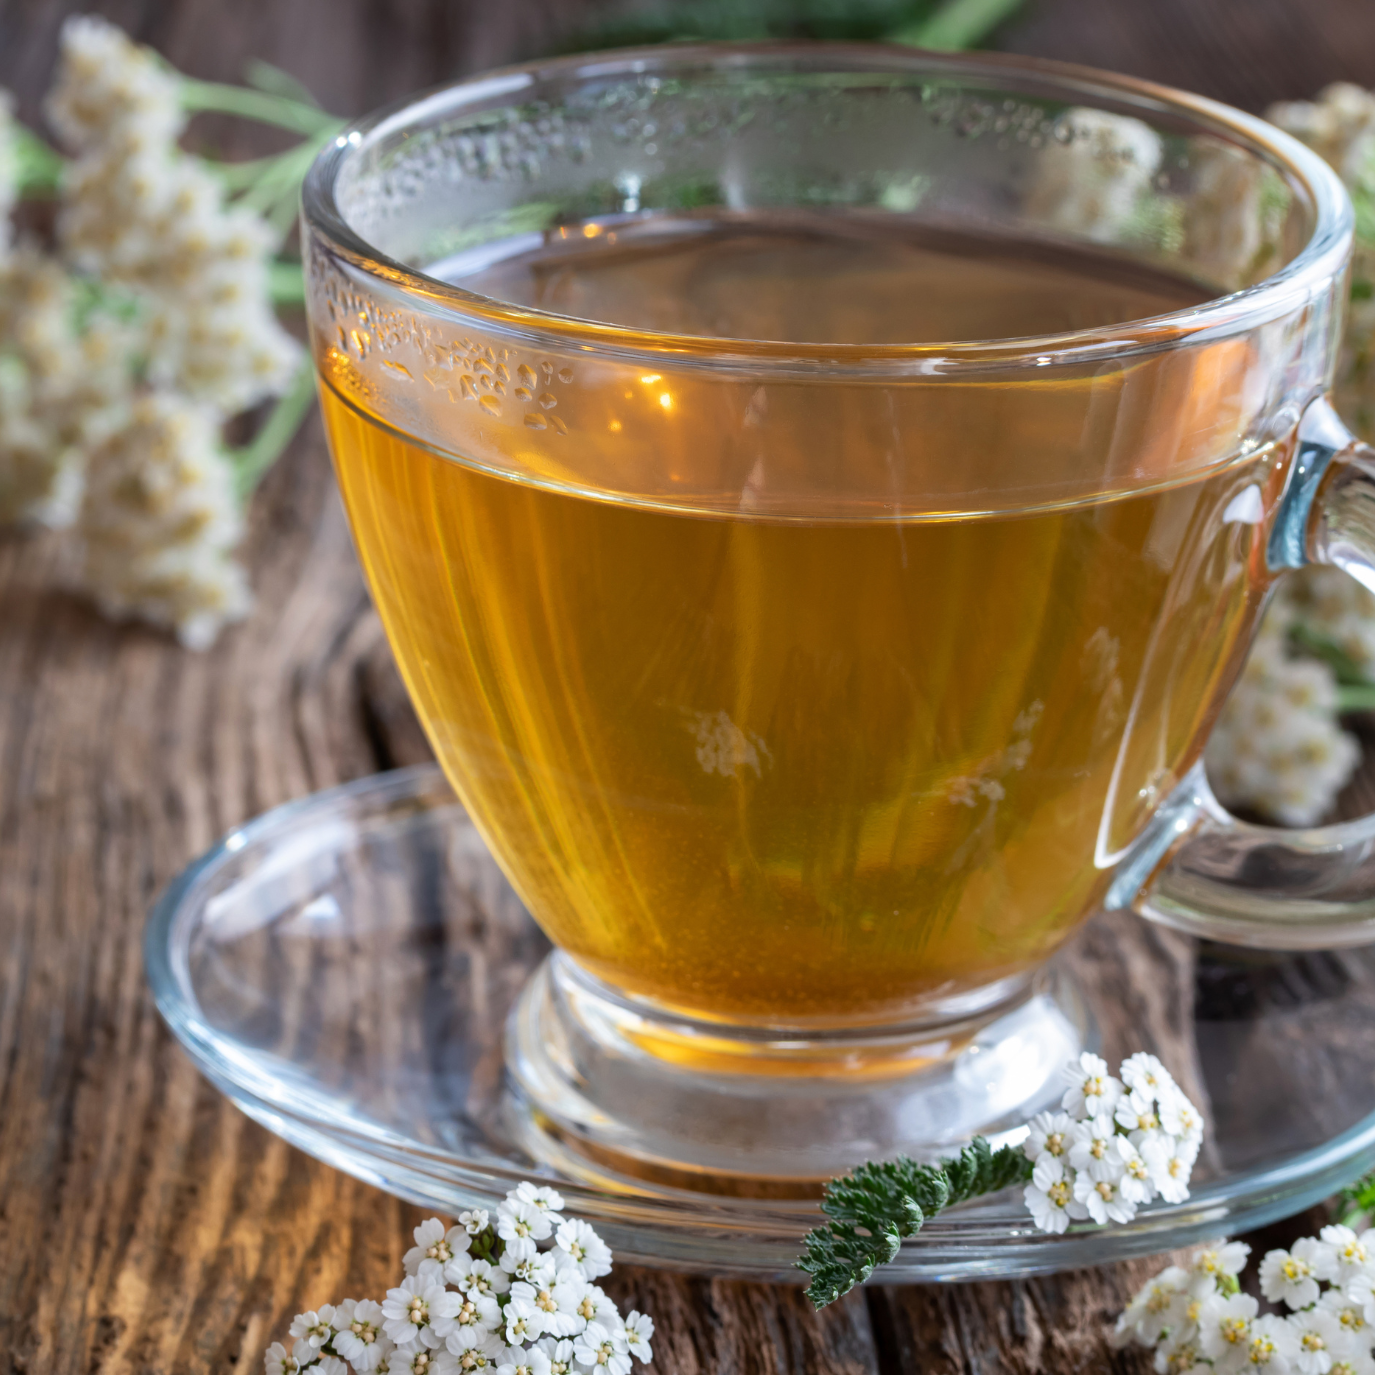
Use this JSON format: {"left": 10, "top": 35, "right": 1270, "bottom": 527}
{"left": 0, "top": 1, "right": 1372, "bottom": 1371}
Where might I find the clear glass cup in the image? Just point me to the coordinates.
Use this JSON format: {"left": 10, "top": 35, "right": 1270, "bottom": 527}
{"left": 302, "top": 44, "right": 1375, "bottom": 1185}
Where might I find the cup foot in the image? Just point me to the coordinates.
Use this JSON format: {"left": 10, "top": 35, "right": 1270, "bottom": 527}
{"left": 504, "top": 951, "right": 1090, "bottom": 1190}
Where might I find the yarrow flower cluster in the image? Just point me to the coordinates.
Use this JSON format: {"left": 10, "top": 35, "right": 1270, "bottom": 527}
{"left": 1268, "top": 84, "right": 1375, "bottom": 443}
{"left": 1114, "top": 1228, "right": 1375, "bottom": 1373}
{"left": 1205, "top": 576, "right": 1364, "bottom": 828}
{"left": 800, "top": 1051, "right": 1207, "bottom": 1307}
{"left": 0, "top": 16, "right": 324, "bottom": 647}
{"left": 264, "top": 1185, "right": 654, "bottom": 1375}
{"left": 1022, "top": 1053, "right": 1205, "bottom": 1235}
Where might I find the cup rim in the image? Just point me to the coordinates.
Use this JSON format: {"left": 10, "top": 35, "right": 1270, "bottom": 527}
{"left": 302, "top": 41, "right": 1354, "bottom": 375}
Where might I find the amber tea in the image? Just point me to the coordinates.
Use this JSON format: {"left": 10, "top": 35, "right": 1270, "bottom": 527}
{"left": 320, "top": 216, "right": 1279, "bottom": 1026}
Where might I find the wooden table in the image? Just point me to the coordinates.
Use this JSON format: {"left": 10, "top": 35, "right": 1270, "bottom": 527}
{"left": 3, "top": 1, "right": 1374, "bottom": 1369}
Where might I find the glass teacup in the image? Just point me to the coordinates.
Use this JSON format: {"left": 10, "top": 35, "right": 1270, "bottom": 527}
{"left": 303, "top": 45, "right": 1375, "bottom": 1185}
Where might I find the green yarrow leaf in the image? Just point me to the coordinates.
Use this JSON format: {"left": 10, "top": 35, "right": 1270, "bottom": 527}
{"left": 1341, "top": 1167, "right": 1375, "bottom": 1228}
{"left": 797, "top": 1137, "right": 1033, "bottom": 1308}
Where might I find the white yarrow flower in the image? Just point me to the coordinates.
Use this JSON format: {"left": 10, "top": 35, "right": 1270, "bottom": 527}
{"left": 573, "top": 1322, "right": 631, "bottom": 1375}
{"left": 1192, "top": 1240, "right": 1253, "bottom": 1284}
{"left": 534, "top": 1338, "right": 578, "bottom": 1375}
{"left": 459, "top": 1210, "right": 491, "bottom": 1236}
{"left": 0, "top": 246, "right": 135, "bottom": 529}
{"left": 1068, "top": 1113, "right": 1122, "bottom": 1182}
{"left": 46, "top": 16, "right": 182, "bottom": 153}
{"left": 333, "top": 1300, "right": 390, "bottom": 1369}
{"left": 502, "top": 1252, "right": 558, "bottom": 1289}
{"left": 1112, "top": 1265, "right": 1191, "bottom": 1348}
{"left": 1200, "top": 1292, "right": 1261, "bottom": 1368}
{"left": 1114, "top": 1088, "right": 1164, "bottom": 1141}
{"left": 1159, "top": 1092, "right": 1206, "bottom": 1147}
{"left": 264, "top": 1341, "right": 304, "bottom": 1375}
{"left": 510, "top": 1276, "right": 585, "bottom": 1339}
{"left": 390, "top": 1344, "right": 452, "bottom": 1375}
{"left": 1061, "top": 1052, "right": 1124, "bottom": 1120}
{"left": 513, "top": 1182, "right": 566, "bottom": 1216}
{"left": 1242, "top": 1314, "right": 1302, "bottom": 1372}
{"left": 264, "top": 1185, "right": 647, "bottom": 1374}
{"left": 554, "top": 1219, "right": 614, "bottom": 1282}
{"left": 1288, "top": 1306, "right": 1348, "bottom": 1375}
{"left": 1142, "top": 1134, "right": 1199, "bottom": 1205}
{"left": 444, "top": 1327, "right": 506, "bottom": 1373}
{"left": 1120, "top": 1053, "right": 1176, "bottom": 1103}
{"left": 447, "top": 1254, "right": 511, "bottom": 1299}
{"left": 570, "top": 1285, "right": 620, "bottom": 1332}
{"left": 48, "top": 20, "right": 302, "bottom": 419}
{"left": 1261, "top": 1240, "right": 1326, "bottom": 1310}
{"left": 1206, "top": 599, "right": 1359, "bottom": 826}
{"left": 498, "top": 1198, "right": 554, "bottom": 1259}
{"left": 1023, "top": 1154, "right": 1086, "bottom": 1234}
{"left": 1026, "top": 107, "right": 1162, "bottom": 244}
{"left": 1153, "top": 1331, "right": 1211, "bottom": 1374}
{"left": 1073, "top": 1167, "right": 1137, "bottom": 1226}
{"left": 503, "top": 1291, "right": 547, "bottom": 1345}
{"left": 77, "top": 390, "right": 251, "bottom": 648}
{"left": 1320, "top": 1288, "right": 1371, "bottom": 1341}
{"left": 405, "top": 1219, "right": 471, "bottom": 1275}
{"left": 1347, "top": 1271, "right": 1375, "bottom": 1325}
{"left": 290, "top": 1306, "right": 338, "bottom": 1350}
{"left": 1022, "top": 1110, "right": 1076, "bottom": 1164}
{"left": 1315, "top": 1225, "right": 1375, "bottom": 1285}
{"left": 381, "top": 1273, "right": 464, "bottom": 1350}
{"left": 1111, "top": 1137, "right": 1157, "bottom": 1206}
{"left": 498, "top": 1349, "right": 552, "bottom": 1375}
{"left": 619, "top": 1311, "right": 654, "bottom": 1364}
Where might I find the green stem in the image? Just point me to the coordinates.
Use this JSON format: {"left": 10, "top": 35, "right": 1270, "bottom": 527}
{"left": 179, "top": 77, "right": 339, "bottom": 136}
{"left": 228, "top": 357, "right": 317, "bottom": 503}
{"left": 270, "top": 259, "right": 306, "bottom": 306}
{"left": 1337, "top": 684, "right": 1375, "bottom": 713}
{"left": 14, "top": 125, "right": 64, "bottom": 195}
{"left": 890, "top": 0, "right": 1024, "bottom": 48}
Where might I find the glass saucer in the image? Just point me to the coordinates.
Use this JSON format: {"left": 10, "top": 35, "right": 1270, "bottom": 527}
{"left": 145, "top": 765, "right": 1375, "bottom": 1282}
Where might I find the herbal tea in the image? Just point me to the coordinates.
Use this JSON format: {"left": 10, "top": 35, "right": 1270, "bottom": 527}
{"left": 320, "top": 217, "right": 1278, "bottom": 1024}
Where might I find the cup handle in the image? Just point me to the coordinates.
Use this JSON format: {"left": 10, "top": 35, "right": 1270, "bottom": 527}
{"left": 1106, "top": 393, "right": 1375, "bottom": 949}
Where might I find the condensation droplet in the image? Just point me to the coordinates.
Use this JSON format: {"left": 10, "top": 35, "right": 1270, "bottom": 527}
{"left": 517, "top": 364, "right": 537, "bottom": 388}
{"left": 459, "top": 376, "right": 477, "bottom": 401}
{"left": 537, "top": 392, "right": 557, "bottom": 410}
{"left": 383, "top": 361, "right": 412, "bottom": 379}
{"left": 479, "top": 395, "right": 502, "bottom": 416}
{"left": 549, "top": 415, "right": 568, "bottom": 436}
{"left": 557, "top": 368, "right": 574, "bottom": 384}
{"left": 514, "top": 386, "right": 532, "bottom": 402}
{"left": 524, "top": 413, "right": 548, "bottom": 430}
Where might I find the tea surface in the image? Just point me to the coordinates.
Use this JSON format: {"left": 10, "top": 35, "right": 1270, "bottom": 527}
{"left": 321, "top": 218, "right": 1278, "bottom": 1023}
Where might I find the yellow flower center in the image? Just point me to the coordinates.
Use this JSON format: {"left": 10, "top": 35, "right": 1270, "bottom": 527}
{"left": 1221, "top": 1317, "right": 1249, "bottom": 1345}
